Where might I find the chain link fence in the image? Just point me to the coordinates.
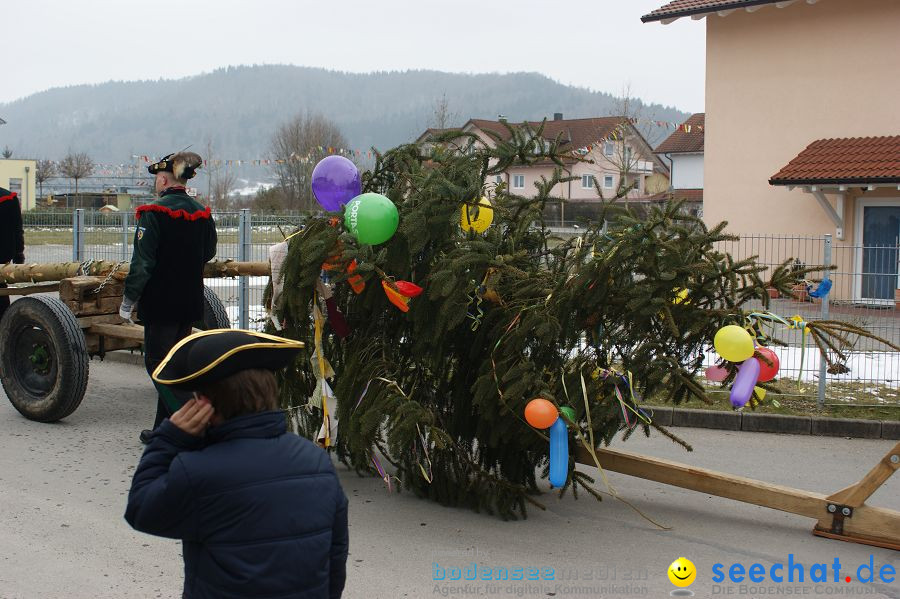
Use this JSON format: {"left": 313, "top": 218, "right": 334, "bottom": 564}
{"left": 21, "top": 212, "right": 900, "bottom": 404}
{"left": 23, "top": 209, "right": 305, "bottom": 331}
{"left": 711, "top": 234, "right": 900, "bottom": 404}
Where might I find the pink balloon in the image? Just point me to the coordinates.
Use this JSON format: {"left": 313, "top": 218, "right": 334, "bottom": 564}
{"left": 705, "top": 365, "right": 729, "bottom": 382}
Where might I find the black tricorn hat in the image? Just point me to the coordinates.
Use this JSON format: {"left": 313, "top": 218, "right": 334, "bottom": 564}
{"left": 152, "top": 329, "right": 304, "bottom": 390}
{"left": 147, "top": 151, "right": 203, "bottom": 180}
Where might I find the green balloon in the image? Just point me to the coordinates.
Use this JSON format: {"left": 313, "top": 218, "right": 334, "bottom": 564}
{"left": 559, "top": 406, "right": 576, "bottom": 422}
{"left": 344, "top": 192, "right": 399, "bottom": 245}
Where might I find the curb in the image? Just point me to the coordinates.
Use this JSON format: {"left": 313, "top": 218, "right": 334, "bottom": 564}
{"left": 647, "top": 406, "right": 898, "bottom": 440}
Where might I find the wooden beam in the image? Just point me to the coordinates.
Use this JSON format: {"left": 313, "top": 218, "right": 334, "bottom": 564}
{"left": 575, "top": 445, "right": 826, "bottom": 519}
{"left": 85, "top": 336, "right": 143, "bottom": 354}
{"left": 0, "top": 283, "right": 60, "bottom": 296}
{"left": 826, "top": 441, "right": 900, "bottom": 508}
{"left": 87, "top": 323, "right": 145, "bottom": 342}
{"left": 574, "top": 444, "right": 900, "bottom": 548}
{"left": 77, "top": 314, "right": 124, "bottom": 328}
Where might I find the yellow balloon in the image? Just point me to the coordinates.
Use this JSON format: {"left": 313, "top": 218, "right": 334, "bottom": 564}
{"left": 672, "top": 288, "right": 689, "bottom": 305}
{"left": 753, "top": 386, "right": 766, "bottom": 401}
{"left": 713, "top": 325, "right": 755, "bottom": 362}
{"left": 461, "top": 197, "right": 493, "bottom": 233}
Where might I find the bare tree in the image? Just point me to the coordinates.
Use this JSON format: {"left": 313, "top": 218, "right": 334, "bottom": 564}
{"left": 2, "top": 146, "right": 11, "bottom": 159}
{"left": 59, "top": 151, "right": 94, "bottom": 207}
{"left": 203, "top": 139, "right": 235, "bottom": 210}
{"left": 430, "top": 92, "right": 458, "bottom": 130}
{"left": 598, "top": 85, "right": 659, "bottom": 207}
{"left": 269, "top": 111, "right": 351, "bottom": 211}
{"left": 211, "top": 168, "right": 237, "bottom": 210}
{"left": 35, "top": 159, "right": 56, "bottom": 199}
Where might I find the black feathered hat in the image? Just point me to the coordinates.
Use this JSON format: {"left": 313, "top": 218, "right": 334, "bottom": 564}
{"left": 152, "top": 329, "right": 304, "bottom": 390}
{"left": 147, "top": 151, "right": 203, "bottom": 180}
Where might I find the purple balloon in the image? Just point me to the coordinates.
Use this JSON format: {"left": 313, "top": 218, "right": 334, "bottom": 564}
{"left": 311, "top": 156, "right": 361, "bottom": 211}
{"left": 730, "top": 358, "right": 760, "bottom": 408}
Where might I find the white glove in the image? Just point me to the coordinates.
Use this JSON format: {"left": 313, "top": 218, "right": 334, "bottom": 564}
{"left": 119, "top": 297, "right": 136, "bottom": 322}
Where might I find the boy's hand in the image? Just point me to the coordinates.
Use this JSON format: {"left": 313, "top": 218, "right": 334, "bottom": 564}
{"left": 170, "top": 398, "right": 214, "bottom": 437}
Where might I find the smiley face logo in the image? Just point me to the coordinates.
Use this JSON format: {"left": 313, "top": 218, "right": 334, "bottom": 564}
{"left": 668, "top": 557, "right": 696, "bottom": 587}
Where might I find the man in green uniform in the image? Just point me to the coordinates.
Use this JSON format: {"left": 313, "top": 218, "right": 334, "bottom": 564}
{"left": 119, "top": 152, "right": 217, "bottom": 443}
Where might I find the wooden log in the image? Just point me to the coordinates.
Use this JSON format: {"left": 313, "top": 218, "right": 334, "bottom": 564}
{"left": 0, "top": 283, "right": 60, "bottom": 296}
{"left": 0, "top": 260, "right": 270, "bottom": 284}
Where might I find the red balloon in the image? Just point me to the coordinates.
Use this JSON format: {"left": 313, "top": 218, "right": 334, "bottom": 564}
{"left": 705, "top": 365, "right": 729, "bottom": 382}
{"left": 755, "top": 347, "right": 780, "bottom": 382}
{"left": 524, "top": 398, "right": 559, "bottom": 429}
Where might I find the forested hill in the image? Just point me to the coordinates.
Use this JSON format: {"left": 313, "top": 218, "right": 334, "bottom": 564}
{"left": 0, "top": 65, "right": 690, "bottom": 163}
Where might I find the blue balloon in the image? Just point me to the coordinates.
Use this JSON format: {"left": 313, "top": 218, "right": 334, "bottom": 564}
{"left": 730, "top": 358, "right": 761, "bottom": 408}
{"left": 549, "top": 418, "right": 568, "bottom": 488}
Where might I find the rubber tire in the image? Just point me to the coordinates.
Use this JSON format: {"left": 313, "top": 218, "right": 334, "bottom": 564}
{"left": 0, "top": 296, "right": 89, "bottom": 422}
{"left": 199, "top": 286, "right": 230, "bottom": 330}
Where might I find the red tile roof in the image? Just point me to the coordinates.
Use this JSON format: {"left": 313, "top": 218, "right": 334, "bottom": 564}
{"left": 769, "top": 136, "right": 900, "bottom": 185}
{"left": 467, "top": 117, "right": 625, "bottom": 153}
{"left": 655, "top": 113, "right": 705, "bottom": 154}
{"left": 642, "top": 0, "right": 781, "bottom": 22}
{"left": 649, "top": 189, "right": 704, "bottom": 202}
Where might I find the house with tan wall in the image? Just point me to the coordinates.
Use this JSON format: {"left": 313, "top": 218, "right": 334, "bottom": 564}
{"left": 417, "top": 115, "right": 669, "bottom": 225}
{"left": 643, "top": 0, "right": 900, "bottom": 304}
{"left": 0, "top": 159, "right": 37, "bottom": 211}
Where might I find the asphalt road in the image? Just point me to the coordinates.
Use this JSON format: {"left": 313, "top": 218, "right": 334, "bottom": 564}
{"left": 1, "top": 356, "right": 899, "bottom": 599}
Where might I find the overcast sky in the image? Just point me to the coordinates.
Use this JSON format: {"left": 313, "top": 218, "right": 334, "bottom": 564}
{"left": 2, "top": 0, "right": 705, "bottom": 112}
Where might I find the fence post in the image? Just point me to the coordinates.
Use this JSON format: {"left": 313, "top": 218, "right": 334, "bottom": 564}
{"left": 817, "top": 234, "right": 832, "bottom": 409}
{"left": 238, "top": 209, "right": 251, "bottom": 329}
{"left": 121, "top": 210, "right": 130, "bottom": 261}
{"left": 73, "top": 209, "right": 85, "bottom": 262}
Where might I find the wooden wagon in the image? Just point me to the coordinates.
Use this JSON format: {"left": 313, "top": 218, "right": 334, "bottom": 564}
{"left": 0, "top": 260, "right": 268, "bottom": 422}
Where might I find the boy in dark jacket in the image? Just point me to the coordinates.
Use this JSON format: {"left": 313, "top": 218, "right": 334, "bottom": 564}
{"left": 125, "top": 329, "right": 348, "bottom": 599}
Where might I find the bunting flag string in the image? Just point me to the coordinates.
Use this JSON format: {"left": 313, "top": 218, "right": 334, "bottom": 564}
{"left": 40, "top": 145, "right": 379, "bottom": 176}
{"left": 49, "top": 117, "right": 702, "bottom": 174}
{"left": 569, "top": 120, "right": 704, "bottom": 157}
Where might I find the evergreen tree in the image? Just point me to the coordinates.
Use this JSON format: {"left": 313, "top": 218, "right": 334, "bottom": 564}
{"left": 271, "top": 123, "right": 888, "bottom": 519}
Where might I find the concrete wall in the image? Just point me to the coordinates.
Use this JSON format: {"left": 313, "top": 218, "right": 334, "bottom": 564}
{"left": 704, "top": 0, "right": 900, "bottom": 238}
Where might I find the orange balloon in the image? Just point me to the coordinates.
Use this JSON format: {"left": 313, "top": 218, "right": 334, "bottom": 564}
{"left": 525, "top": 398, "right": 559, "bottom": 429}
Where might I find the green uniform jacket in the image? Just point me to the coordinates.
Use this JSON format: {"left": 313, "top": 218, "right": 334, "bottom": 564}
{"left": 124, "top": 188, "right": 217, "bottom": 323}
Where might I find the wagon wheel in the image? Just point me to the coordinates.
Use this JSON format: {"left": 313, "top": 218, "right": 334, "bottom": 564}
{"left": 0, "top": 296, "right": 89, "bottom": 422}
{"left": 195, "top": 286, "right": 231, "bottom": 330}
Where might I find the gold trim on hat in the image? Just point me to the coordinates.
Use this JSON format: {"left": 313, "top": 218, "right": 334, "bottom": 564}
{"left": 151, "top": 328, "right": 304, "bottom": 385}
